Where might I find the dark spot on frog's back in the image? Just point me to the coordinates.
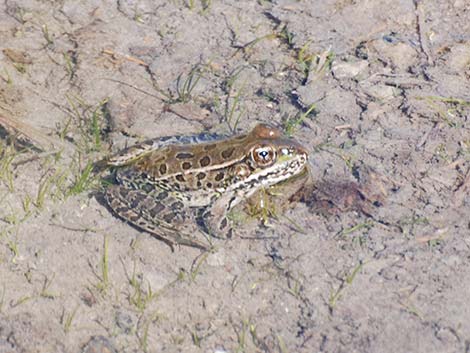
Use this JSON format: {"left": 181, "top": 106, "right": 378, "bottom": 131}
{"left": 159, "top": 164, "right": 167, "bottom": 175}
{"left": 171, "top": 201, "right": 184, "bottom": 209}
{"left": 117, "top": 187, "right": 130, "bottom": 198}
{"left": 204, "top": 143, "right": 217, "bottom": 151}
{"left": 176, "top": 152, "right": 194, "bottom": 159}
{"left": 182, "top": 162, "right": 192, "bottom": 170}
{"left": 156, "top": 191, "right": 169, "bottom": 200}
{"left": 215, "top": 172, "right": 224, "bottom": 181}
{"left": 221, "top": 147, "right": 235, "bottom": 159}
{"left": 141, "top": 182, "right": 156, "bottom": 193}
{"left": 163, "top": 213, "right": 176, "bottom": 223}
{"left": 220, "top": 217, "right": 228, "bottom": 230}
{"left": 115, "top": 206, "right": 129, "bottom": 214}
{"left": 130, "top": 192, "right": 147, "bottom": 208}
{"left": 149, "top": 202, "right": 165, "bottom": 217}
{"left": 176, "top": 174, "right": 185, "bottom": 182}
{"left": 196, "top": 172, "right": 206, "bottom": 180}
{"left": 200, "top": 156, "right": 210, "bottom": 167}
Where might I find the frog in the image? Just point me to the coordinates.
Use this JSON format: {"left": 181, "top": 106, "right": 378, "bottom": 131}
{"left": 104, "top": 123, "right": 309, "bottom": 250}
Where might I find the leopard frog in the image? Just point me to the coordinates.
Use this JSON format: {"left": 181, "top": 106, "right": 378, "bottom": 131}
{"left": 104, "top": 123, "right": 308, "bottom": 249}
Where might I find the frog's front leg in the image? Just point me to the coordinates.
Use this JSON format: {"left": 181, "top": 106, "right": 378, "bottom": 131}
{"left": 198, "top": 193, "right": 236, "bottom": 239}
{"left": 105, "top": 185, "right": 211, "bottom": 250}
{"left": 200, "top": 186, "right": 260, "bottom": 239}
{"left": 254, "top": 166, "right": 312, "bottom": 214}
{"left": 202, "top": 168, "right": 312, "bottom": 238}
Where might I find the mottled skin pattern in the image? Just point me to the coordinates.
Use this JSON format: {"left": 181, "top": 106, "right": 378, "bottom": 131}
{"left": 105, "top": 124, "right": 309, "bottom": 249}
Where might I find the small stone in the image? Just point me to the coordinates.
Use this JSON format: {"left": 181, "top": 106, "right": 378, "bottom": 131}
{"left": 0, "top": 337, "right": 17, "bottom": 353}
{"left": 359, "top": 83, "right": 397, "bottom": 101}
{"left": 442, "top": 255, "right": 461, "bottom": 268}
{"left": 446, "top": 43, "right": 470, "bottom": 72}
{"left": 115, "top": 311, "right": 134, "bottom": 334}
{"left": 384, "top": 42, "right": 418, "bottom": 70}
{"left": 292, "top": 79, "right": 330, "bottom": 107}
{"left": 332, "top": 60, "right": 368, "bottom": 79}
{"left": 206, "top": 248, "right": 226, "bottom": 267}
{"left": 369, "top": 38, "right": 418, "bottom": 71}
{"left": 81, "top": 336, "right": 117, "bottom": 353}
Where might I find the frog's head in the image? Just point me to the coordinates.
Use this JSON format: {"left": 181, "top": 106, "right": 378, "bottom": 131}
{"left": 238, "top": 124, "right": 309, "bottom": 186}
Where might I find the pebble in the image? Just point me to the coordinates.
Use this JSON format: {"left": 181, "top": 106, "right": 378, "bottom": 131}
{"left": 332, "top": 59, "right": 368, "bottom": 79}
{"left": 81, "top": 336, "right": 117, "bottom": 353}
{"left": 115, "top": 311, "right": 134, "bottom": 334}
{"left": 206, "top": 248, "right": 226, "bottom": 267}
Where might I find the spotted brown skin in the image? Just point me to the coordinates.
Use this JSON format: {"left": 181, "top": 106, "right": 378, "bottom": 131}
{"left": 114, "top": 124, "right": 306, "bottom": 194}
{"left": 105, "top": 123, "right": 309, "bottom": 249}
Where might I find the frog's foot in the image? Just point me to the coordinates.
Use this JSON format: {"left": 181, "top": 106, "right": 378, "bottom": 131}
{"left": 105, "top": 185, "right": 211, "bottom": 250}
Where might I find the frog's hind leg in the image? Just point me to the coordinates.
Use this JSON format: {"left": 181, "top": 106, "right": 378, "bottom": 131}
{"left": 105, "top": 185, "right": 210, "bottom": 250}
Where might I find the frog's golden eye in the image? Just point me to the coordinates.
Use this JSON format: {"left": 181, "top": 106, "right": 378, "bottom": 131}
{"left": 251, "top": 145, "right": 276, "bottom": 167}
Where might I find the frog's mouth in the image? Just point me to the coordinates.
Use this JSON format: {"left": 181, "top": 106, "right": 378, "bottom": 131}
{"left": 228, "top": 152, "right": 308, "bottom": 192}
{"left": 257, "top": 152, "right": 308, "bottom": 186}
{"left": 221, "top": 152, "right": 308, "bottom": 211}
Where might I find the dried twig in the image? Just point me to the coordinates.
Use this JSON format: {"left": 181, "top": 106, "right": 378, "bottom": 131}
{"left": 101, "top": 49, "right": 149, "bottom": 68}
{"left": 414, "top": 0, "right": 435, "bottom": 66}
{"left": 0, "top": 114, "right": 66, "bottom": 151}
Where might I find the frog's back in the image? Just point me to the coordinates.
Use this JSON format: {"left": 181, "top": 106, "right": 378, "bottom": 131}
{"left": 107, "top": 132, "right": 225, "bottom": 167}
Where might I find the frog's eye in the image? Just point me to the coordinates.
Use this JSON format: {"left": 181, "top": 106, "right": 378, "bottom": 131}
{"left": 251, "top": 145, "right": 276, "bottom": 167}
